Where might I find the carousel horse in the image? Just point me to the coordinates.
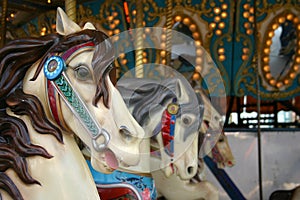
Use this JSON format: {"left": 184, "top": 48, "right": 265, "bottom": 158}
{"left": 91, "top": 64, "right": 234, "bottom": 199}
{"left": 0, "top": 8, "right": 145, "bottom": 200}
{"left": 118, "top": 72, "right": 203, "bottom": 180}
{"left": 151, "top": 90, "right": 235, "bottom": 200}
{"left": 89, "top": 66, "right": 203, "bottom": 199}
{"left": 197, "top": 90, "right": 235, "bottom": 170}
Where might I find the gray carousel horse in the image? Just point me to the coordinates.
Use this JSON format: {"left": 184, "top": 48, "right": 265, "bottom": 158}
{"left": 115, "top": 65, "right": 235, "bottom": 200}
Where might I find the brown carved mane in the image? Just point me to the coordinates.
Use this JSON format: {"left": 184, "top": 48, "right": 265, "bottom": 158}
{"left": 0, "top": 29, "right": 113, "bottom": 200}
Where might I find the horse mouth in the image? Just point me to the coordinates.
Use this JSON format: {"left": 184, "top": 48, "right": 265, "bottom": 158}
{"left": 190, "top": 172, "right": 203, "bottom": 184}
{"left": 189, "top": 159, "right": 204, "bottom": 184}
{"left": 90, "top": 149, "right": 119, "bottom": 173}
{"left": 103, "top": 149, "right": 119, "bottom": 170}
{"left": 219, "top": 159, "right": 235, "bottom": 168}
{"left": 226, "top": 160, "right": 235, "bottom": 167}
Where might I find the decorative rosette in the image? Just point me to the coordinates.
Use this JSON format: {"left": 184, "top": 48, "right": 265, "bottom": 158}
{"left": 44, "top": 56, "right": 66, "bottom": 80}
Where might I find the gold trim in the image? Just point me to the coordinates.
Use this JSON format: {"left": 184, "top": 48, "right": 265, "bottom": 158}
{"left": 261, "top": 11, "right": 300, "bottom": 89}
{"left": 135, "top": 0, "right": 144, "bottom": 78}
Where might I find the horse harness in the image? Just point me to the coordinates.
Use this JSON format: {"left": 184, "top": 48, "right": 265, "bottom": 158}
{"left": 44, "top": 41, "right": 110, "bottom": 152}
{"left": 161, "top": 98, "right": 180, "bottom": 158}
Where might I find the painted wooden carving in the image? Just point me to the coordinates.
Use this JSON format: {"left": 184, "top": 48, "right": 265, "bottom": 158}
{"left": 0, "top": 8, "right": 145, "bottom": 200}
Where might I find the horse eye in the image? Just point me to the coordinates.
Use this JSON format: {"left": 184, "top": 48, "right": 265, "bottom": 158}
{"left": 182, "top": 115, "right": 192, "bottom": 125}
{"left": 119, "top": 126, "right": 133, "bottom": 141}
{"left": 74, "top": 66, "right": 91, "bottom": 81}
{"left": 218, "top": 137, "right": 224, "bottom": 142}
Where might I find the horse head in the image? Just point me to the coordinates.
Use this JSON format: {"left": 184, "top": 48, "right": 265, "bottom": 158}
{"left": 153, "top": 78, "right": 202, "bottom": 180}
{"left": 118, "top": 65, "right": 203, "bottom": 180}
{"left": 197, "top": 90, "right": 235, "bottom": 169}
{"left": 45, "top": 7, "right": 145, "bottom": 173}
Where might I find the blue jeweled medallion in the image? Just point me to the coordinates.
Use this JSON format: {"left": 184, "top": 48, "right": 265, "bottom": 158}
{"left": 44, "top": 56, "right": 66, "bottom": 80}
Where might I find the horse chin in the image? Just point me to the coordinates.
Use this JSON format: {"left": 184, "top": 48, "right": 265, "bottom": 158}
{"left": 162, "top": 164, "right": 176, "bottom": 178}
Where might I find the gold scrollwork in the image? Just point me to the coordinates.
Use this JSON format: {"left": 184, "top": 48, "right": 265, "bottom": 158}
{"left": 160, "top": 13, "right": 204, "bottom": 78}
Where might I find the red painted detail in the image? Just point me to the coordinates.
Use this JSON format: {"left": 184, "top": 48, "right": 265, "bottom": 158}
{"left": 97, "top": 187, "right": 137, "bottom": 200}
{"left": 61, "top": 41, "right": 94, "bottom": 60}
{"left": 161, "top": 110, "right": 174, "bottom": 147}
{"left": 47, "top": 80, "right": 61, "bottom": 126}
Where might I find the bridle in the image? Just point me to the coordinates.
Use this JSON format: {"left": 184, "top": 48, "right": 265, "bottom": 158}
{"left": 152, "top": 97, "right": 180, "bottom": 175}
{"left": 44, "top": 41, "right": 110, "bottom": 152}
{"left": 206, "top": 128, "right": 225, "bottom": 164}
{"left": 161, "top": 98, "right": 179, "bottom": 158}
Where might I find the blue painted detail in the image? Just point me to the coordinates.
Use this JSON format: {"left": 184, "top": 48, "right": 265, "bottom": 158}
{"left": 87, "top": 160, "right": 157, "bottom": 200}
{"left": 43, "top": 56, "right": 66, "bottom": 80}
{"left": 204, "top": 156, "right": 246, "bottom": 200}
{"left": 169, "top": 114, "right": 176, "bottom": 156}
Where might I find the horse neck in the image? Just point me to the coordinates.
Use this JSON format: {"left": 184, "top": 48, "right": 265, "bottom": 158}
{"left": 10, "top": 63, "right": 101, "bottom": 200}
{"left": 6, "top": 113, "right": 100, "bottom": 200}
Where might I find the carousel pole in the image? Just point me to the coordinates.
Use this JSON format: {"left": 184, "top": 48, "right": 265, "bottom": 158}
{"left": 253, "top": 1, "right": 263, "bottom": 199}
{"left": 135, "top": 0, "right": 143, "bottom": 78}
{"left": 165, "top": 0, "right": 173, "bottom": 66}
{"left": 0, "top": 0, "right": 8, "bottom": 48}
{"left": 65, "top": 0, "right": 77, "bottom": 22}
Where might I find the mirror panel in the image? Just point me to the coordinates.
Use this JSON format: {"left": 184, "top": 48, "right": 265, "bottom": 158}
{"left": 261, "top": 12, "right": 300, "bottom": 89}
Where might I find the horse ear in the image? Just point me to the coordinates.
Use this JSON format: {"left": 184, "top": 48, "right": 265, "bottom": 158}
{"left": 83, "top": 22, "right": 96, "bottom": 30}
{"left": 175, "top": 79, "right": 186, "bottom": 101}
{"left": 56, "top": 7, "right": 81, "bottom": 35}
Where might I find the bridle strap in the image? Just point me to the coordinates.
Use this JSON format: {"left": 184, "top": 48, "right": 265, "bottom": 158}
{"left": 46, "top": 41, "right": 94, "bottom": 130}
{"left": 47, "top": 79, "right": 70, "bottom": 131}
{"left": 206, "top": 129, "right": 225, "bottom": 163}
{"left": 45, "top": 41, "right": 110, "bottom": 152}
{"left": 161, "top": 110, "right": 175, "bottom": 157}
{"left": 161, "top": 99, "right": 179, "bottom": 158}
{"left": 61, "top": 41, "right": 94, "bottom": 61}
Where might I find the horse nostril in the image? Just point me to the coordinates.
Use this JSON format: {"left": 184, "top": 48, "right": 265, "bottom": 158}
{"left": 228, "top": 160, "right": 234, "bottom": 167}
{"left": 187, "top": 166, "right": 194, "bottom": 174}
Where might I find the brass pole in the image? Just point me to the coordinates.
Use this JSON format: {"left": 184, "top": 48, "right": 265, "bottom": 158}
{"left": 0, "top": 0, "right": 8, "bottom": 47}
{"left": 165, "top": 0, "right": 173, "bottom": 66}
{"left": 135, "top": 0, "right": 144, "bottom": 78}
{"left": 65, "top": 0, "right": 77, "bottom": 22}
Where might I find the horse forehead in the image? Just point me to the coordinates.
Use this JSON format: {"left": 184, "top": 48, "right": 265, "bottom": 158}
{"left": 67, "top": 49, "right": 94, "bottom": 64}
{"left": 67, "top": 49, "right": 102, "bottom": 76}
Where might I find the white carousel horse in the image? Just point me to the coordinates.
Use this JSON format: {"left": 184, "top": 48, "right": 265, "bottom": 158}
{"left": 151, "top": 90, "right": 235, "bottom": 200}
{"left": 90, "top": 66, "right": 202, "bottom": 199}
{"left": 113, "top": 69, "right": 212, "bottom": 199}
{"left": 92, "top": 65, "right": 234, "bottom": 199}
{"left": 197, "top": 90, "right": 235, "bottom": 169}
{"left": 117, "top": 67, "right": 203, "bottom": 180}
{"left": 0, "top": 8, "right": 145, "bottom": 200}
